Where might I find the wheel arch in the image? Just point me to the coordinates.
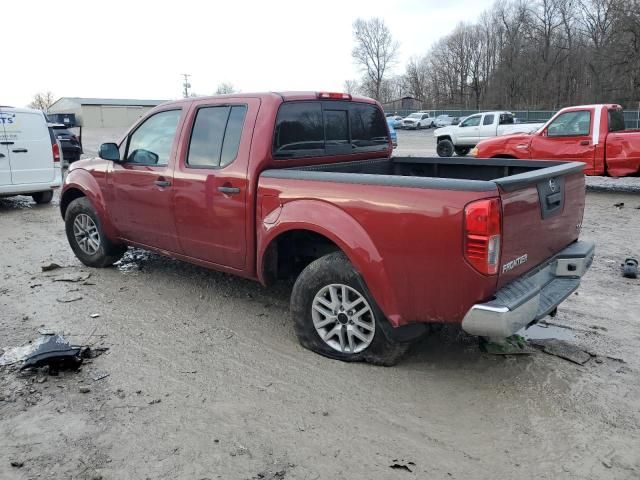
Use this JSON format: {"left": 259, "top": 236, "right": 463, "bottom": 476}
{"left": 257, "top": 199, "right": 402, "bottom": 326}
{"left": 60, "top": 169, "right": 119, "bottom": 240}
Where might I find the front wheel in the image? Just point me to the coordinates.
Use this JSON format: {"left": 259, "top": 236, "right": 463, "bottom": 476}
{"left": 291, "top": 252, "right": 410, "bottom": 366}
{"left": 436, "top": 139, "right": 454, "bottom": 157}
{"left": 454, "top": 146, "right": 471, "bottom": 156}
{"left": 65, "top": 197, "right": 127, "bottom": 267}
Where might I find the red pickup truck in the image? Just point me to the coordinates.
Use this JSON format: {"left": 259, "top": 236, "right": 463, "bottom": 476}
{"left": 471, "top": 104, "right": 640, "bottom": 177}
{"left": 60, "top": 92, "right": 594, "bottom": 365}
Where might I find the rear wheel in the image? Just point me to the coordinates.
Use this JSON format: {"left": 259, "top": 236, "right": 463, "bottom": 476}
{"left": 291, "top": 252, "right": 411, "bottom": 366}
{"left": 32, "top": 190, "right": 53, "bottom": 204}
{"left": 65, "top": 197, "right": 126, "bottom": 267}
{"left": 436, "top": 139, "right": 454, "bottom": 157}
{"left": 455, "top": 146, "right": 471, "bottom": 156}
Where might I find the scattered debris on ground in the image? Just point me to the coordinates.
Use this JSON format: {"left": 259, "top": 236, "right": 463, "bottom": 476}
{"left": 480, "top": 335, "right": 535, "bottom": 355}
{"left": 41, "top": 262, "right": 62, "bottom": 272}
{"left": 52, "top": 272, "right": 92, "bottom": 283}
{"left": 56, "top": 295, "right": 83, "bottom": 303}
{"left": 0, "top": 333, "right": 94, "bottom": 373}
{"left": 621, "top": 258, "right": 638, "bottom": 278}
{"left": 390, "top": 460, "right": 416, "bottom": 472}
{"left": 529, "top": 339, "right": 593, "bottom": 365}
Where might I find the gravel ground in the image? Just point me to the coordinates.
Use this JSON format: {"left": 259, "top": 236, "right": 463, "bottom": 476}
{"left": 1, "top": 174, "right": 640, "bottom": 478}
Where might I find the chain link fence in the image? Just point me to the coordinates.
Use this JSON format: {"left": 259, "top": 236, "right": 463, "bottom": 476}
{"left": 387, "top": 108, "right": 640, "bottom": 129}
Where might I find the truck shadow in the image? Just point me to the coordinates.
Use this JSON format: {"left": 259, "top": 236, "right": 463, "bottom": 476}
{"left": 113, "top": 248, "right": 547, "bottom": 373}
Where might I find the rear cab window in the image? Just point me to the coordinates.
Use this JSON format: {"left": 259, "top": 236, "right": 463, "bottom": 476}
{"left": 608, "top": 109, "right": 626, "bottom": 132}
{"left": 273, "top": 101, "right": 389, "bottom": 159}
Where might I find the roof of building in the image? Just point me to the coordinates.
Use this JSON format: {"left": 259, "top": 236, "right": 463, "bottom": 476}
{"left": 51, "top": 97, "right": 169, "bottom": 107}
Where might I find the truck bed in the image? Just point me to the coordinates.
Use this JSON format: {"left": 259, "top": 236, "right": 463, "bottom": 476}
{"left": 259, "top": 156, "right": 586, "bottom": 326}
{"left": 261, "top": 156, "right": 584, "bottom": 192}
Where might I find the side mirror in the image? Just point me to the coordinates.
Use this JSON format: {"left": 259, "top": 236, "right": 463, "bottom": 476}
{"left": 99, "top": 143, "right": 120, "bottom": 161}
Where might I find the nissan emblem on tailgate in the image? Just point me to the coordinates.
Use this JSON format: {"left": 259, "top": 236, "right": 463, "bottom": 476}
{"left": 548, "top": 177, "right": 558, "bottom": 192}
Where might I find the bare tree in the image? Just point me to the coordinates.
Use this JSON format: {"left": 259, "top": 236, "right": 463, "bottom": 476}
{"left": 352, "top": 18, "right": 400, "bottom": 101}
{"left": 29, "top": 92, "right": 55, "bottom": 112}
{"left": 343, "top": 79, "right": 360, "bottom": 95}
{"left": 215, "top": 82, "right": 237, "bottom": 95}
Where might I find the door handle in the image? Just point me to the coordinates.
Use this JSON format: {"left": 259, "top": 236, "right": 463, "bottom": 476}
{"left": 579, "top": 140, "right": 590, "bottom": 146}
{"left": 154, "top": 179, "right": 172, "bottom": 187}
{"left": 12, "top": 148, "right": 28, "bottom": 153}
{"left": 218, "top": 186, "right": 240, "bottom": 194}
{"left": 0, "top": 141, "right": 14, "bottom": 145}
{"left": 0, "top": 153, "right": 4, "bottom": 158}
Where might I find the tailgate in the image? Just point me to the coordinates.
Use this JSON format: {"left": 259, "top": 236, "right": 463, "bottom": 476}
{"left": 495, "top": 162, "right": 586, "bottom": 288}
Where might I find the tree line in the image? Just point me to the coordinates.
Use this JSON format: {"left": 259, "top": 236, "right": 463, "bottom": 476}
{"left": 349, "top": 0, "right": 640, "bottom": 110}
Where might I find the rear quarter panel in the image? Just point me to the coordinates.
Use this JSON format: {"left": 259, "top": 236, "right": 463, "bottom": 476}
{"left": 257, "top": 177, "right": 499, "bottom": 327}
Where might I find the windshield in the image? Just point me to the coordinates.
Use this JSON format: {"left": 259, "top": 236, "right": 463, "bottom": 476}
{"left": 408, "top": 113, "right": 421, "bottom": 119}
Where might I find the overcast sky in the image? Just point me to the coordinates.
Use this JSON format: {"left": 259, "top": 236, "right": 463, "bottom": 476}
{"left": 3, "top": 0, "right": 495, "bottom": 107}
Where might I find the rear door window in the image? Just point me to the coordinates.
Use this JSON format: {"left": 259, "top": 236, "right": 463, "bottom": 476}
{"left": 483, "top": 114, "right": 494, "bottom": 125}
{"left": 187, "top": 105, "right": 247, "bottom": 168}
{"left": 273, "top": 101, "right": 388, "bottom": 159}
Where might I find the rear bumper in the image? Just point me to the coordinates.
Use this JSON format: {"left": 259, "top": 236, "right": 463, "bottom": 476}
{"left": 461, "top": 241, "right": 595, "bottom": 338}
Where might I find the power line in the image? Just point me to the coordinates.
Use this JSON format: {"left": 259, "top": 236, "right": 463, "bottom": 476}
{"left": 181, "top": 74, "right": 191, "bottom": 98}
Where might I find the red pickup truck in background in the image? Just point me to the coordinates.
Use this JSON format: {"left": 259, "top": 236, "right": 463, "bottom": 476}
{"left": 471, "top": 104, "right": 640, "bottom": 177}
{"left": 60, "top": 92, "right": 594, "bottom": 365}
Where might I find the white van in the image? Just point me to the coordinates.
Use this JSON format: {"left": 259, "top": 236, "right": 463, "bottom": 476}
{"left": 0, "top": 106, "right": 62, "bottom": 203}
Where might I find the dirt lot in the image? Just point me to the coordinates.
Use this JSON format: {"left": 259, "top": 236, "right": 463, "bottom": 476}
{"left": 1, "top": 150, "right": 640, "bottom": 479}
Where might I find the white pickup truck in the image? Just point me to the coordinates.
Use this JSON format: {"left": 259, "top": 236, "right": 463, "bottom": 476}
{"left": 434, "top": 111, "right": 545, "bottom": 157}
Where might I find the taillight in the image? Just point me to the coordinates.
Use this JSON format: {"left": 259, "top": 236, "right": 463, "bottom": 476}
{"left": 317, "top": 92, "right": 352, "bottom": 100}
{"left": 52, "top": 142, "right": 60, "bottom": 163}
{"left": 464, "top": 198, "right": 502, "bottom": 275}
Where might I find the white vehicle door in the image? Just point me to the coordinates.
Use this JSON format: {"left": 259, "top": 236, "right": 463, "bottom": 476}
{"left": 0, "top": 108, "right": 13, "bottom": 185}
{"left": 478, "top": 113, "right": 496, "bottom": 140}
{"left": 3, "top": 109, "right": 53, "bottom": 185}
{"left": 456, "top": 114, "right": 481, "bottom": 145}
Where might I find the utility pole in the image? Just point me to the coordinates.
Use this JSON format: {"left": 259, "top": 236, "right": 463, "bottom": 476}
{"left": 181, "top": 74, "right": 191, "bottom": 98}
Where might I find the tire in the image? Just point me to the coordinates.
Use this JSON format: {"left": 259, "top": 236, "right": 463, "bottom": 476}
{"left": 291, "top": 252, "right": 411, "bottom": 366}
{"left": 32, "top": 190, "right": 53, "bottom": 204}
{"left": 454, "top": 147, "right": 471, "bottom": 156}
{"left": 436, "top": 139, "right": 455, "bottom": 157}
{"left": 64, "top": 197, "right": 126, "bottom": 267}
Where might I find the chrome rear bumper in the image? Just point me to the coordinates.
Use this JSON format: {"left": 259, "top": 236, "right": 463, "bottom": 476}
{"left": 462, "top": 241, "right": 595, "bottom": 338}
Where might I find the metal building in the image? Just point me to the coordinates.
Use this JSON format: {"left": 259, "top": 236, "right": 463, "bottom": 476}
{"left": 48, "top": 97, "right": 169, "bottom": 128}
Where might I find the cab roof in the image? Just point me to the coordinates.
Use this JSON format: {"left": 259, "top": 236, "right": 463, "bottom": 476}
{"left": 160, "top": 91, "right": 378, "bottom": 108}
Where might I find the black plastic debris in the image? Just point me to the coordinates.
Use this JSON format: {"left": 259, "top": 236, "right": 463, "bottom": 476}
{"left": 621, "top": 258, "right": 638, "bottom": 279}
{"left": 20, "top": 334, "right": 83, "bottom": 373}
{"left": 389, "top": 461, "right": 415, "bottom": 472}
